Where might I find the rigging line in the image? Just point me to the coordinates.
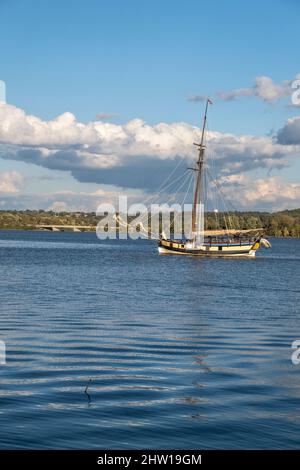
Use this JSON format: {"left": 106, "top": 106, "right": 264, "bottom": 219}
{"left": 122, "top": 170, "right": 193, "bottom": 239}
{"left": 209, "top": 153, "right": 219, "bottom": 216}
{"left": 206, "top": 169, "right": 239, "bottom": 217}
{"left": 204, "top": 107, "right": 234, "bottom": 233}
{"left": 209, "top": 177, "right": 231, "bottom": 232}
{"left": 138, "top": 135, "right": 201, "bottom": 214}
{"left": 205, "top": 169, "right": 234, "bottom": 233}
{"left": 154, "top": 171, "right": 194, "bottom": 240}
{"left": 128, "top": 169, "right": 190, "bottom": 227}
{"left": 206, "top": 139, "right": 221, "bottom": 219}
{"left": 139, "top": 158, "right": 187, "bottom": 207}
{"left": 139, "top": 129, "right": 202, "bottom": 209}
{"left": 114, "top": 213, "right": 157, "bottom": 238}
{"left": 206, "top": 117, "right": 227, "bottom": 224}
{"left": 218, "top": 190, "right": 236, "bottom": 230}
{"left": 134, "top": 175, "right": 190, "bottom": 229}
{"left": 138, "top": 169, "right": 190, "bottom": 216}
{"left": 118, "top": 218, "right": 157, "bottom": 239}
{"left": 154, "top": 156, "right": 186, "bottom": 193}
{"left": 147, "top": 168, "right": 189, "bottom": 202}
{"left": 137, "top": 169, "right": 192, "bottom": 226}
{"left": 147, "top": 173, "right": 193, "bottom": 236}
{"left": 149, "top": 170, "right": 192, "bottom": 215}
{"left": 172, "top": 170, "right": 194, "bottom": 226}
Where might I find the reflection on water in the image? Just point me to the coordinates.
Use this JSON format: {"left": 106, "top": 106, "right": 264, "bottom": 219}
{"left": 0, "top": 231, "right": 299, "bottom": 449}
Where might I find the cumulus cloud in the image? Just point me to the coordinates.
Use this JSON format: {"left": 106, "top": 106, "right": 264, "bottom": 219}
{"left": 277, "top": 116, "right": 300, "bottom": 145}
{"left": 0, "top": 174, "right": 298, "bottom": 212}
{"left": 0, "top": 184, "right": 146, "bottom": 212}
{"left": 1, "top": 102, "right": 299, "bottom": 192}
{"left": 206, "top": 131, "right": 297, "bottom": 175}
{"left": 216, "top": 76, "right": 289, "bottom": 102}
{"left": 219, "top": 174, "right": 300, "bottom": 211}
{"left": 0, "top": 171, "right": 25, "bottom": 193}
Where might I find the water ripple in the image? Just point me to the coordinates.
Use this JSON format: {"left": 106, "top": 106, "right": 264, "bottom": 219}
{"left": 0, "top": 232, "right": 299, "bottom": 449}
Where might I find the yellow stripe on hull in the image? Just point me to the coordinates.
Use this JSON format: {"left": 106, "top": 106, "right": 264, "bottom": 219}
{"left": 158, "top": 239, "right": 260, "bottom": 257}
{"left": 158, "top": 246, "right": 256, "bottom": 257}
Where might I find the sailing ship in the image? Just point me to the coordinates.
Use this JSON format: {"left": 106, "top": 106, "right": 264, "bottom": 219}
{"left": 158, "top": 99, "right": 271, "bottom": 257}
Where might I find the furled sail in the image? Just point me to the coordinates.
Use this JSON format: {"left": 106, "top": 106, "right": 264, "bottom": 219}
{"left": 203, "top": 228, "right": 264, "bottom": 236}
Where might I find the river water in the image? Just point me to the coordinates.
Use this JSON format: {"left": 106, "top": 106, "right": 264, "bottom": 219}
{"left": 0, "top": 231, "right": 299, "bottom": 449}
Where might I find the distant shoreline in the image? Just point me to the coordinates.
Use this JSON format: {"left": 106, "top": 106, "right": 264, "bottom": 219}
{"left": 0, "top": 209, "right": 299, "bottom": 238}
{"left": 0, "top": 228, "right": 299, "bottom": 239}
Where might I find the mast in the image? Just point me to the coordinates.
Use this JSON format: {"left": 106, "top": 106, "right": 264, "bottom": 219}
{"left": 191, "top": 98, "right": 212, "bottom": 238}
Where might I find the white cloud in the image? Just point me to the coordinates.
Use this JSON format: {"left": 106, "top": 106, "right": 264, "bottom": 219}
{"left": 216, "top": 74, "right": 300, "bottom": 104}
{"left": 0, "top": 102, "right": 300, "bottom": 210}
{"left": 47, "top": 201, "right": 69, "bottom": 212}
{"left": 277, "top": 115, "right": 300, "bottom": 145}
{"left": 1, "top": 102, "right": 299, "bottom": 192}
{"left": 219, "top": 175, "right": 300, "bottom": 210}
{"left": 0, "top": 163, "right": 298, "bottom": 212}
{"left": 0, "top": 184, "right": 145, "bottom": 212}
{"left": 0, "top": 174, "right": 299, "bottom": 212}
{"left": 0, "top": 171, "right": 25, "bottom": 193}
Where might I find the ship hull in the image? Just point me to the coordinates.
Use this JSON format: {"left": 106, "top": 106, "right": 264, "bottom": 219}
{"left": 158, "top": 239, "right": 260, "bottom": 257}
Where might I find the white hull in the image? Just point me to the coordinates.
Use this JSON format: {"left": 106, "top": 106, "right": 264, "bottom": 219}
{"left": 158, "top": 246, "right": 256, "bottom": 257}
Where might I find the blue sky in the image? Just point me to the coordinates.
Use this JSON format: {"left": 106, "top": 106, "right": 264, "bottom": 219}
{"left": 0, "top": 0, "right": 299, "bottom": 211}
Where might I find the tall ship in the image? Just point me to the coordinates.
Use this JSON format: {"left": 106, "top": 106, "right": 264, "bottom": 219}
{"left": 158, "top": 99, "right": 271, "bottom": 257}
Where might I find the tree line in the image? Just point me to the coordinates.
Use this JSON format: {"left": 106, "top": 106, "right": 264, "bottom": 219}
{"left": 0, "top": 208, "right": 299, "bottom": 237}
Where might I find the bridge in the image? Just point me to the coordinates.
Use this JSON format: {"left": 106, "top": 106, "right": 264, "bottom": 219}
{"left": 35, "top": 224, "right": 96, "bottom": 232}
